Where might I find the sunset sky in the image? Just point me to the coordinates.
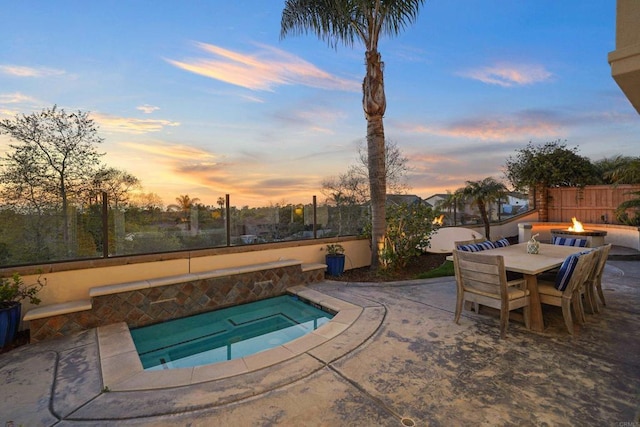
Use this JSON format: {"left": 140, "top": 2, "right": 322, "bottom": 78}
{"left": 1, "top": 1, "right": 638, "bottom": 208}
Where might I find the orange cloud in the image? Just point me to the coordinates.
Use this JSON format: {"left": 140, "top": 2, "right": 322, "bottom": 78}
{"left": 167, "top": 42, "right": 360, "bottom": 92}
{"left": 93, "top": 113, "right": 180, "bottom": 134}
{"left": 408, "top": 153, "right": 458, "bottom": 165}
{"left": 126, "top": 141, "right": 326, "bottom": 206}
{"left": 120, "top": 141, "right": 217, "bottom": 161}
{"left": 458, "top": 63, "right": 552, "bottom": 87}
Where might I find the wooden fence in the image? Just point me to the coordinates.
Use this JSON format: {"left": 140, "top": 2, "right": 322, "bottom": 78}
{"left": 547, "top": 185, "right": 640, "bottom": 224}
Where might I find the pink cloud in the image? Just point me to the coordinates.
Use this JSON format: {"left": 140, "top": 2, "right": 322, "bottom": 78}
{"left": 167, "top": 42, "right": 360, "bottom": 92}
{"left": 458, "top": 63, "right": 552, "bottom": 87}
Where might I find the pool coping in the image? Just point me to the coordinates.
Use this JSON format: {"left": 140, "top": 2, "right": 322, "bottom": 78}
{"left": 97, "top": 285, "right": 368, "bottom": 391}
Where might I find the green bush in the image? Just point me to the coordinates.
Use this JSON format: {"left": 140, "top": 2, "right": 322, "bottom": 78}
{"left": 0, "top": 273, "right": 45, "bottom": 307}
{"left": 366, "top": 203, "right": 439, "bottom": 270}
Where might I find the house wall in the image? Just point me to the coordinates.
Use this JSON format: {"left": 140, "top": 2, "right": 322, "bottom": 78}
{"left": 608, "top": 0, "right": 640, "bottom": 113}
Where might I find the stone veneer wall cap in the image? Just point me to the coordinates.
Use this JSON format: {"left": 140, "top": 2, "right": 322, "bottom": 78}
{"left": 23, "top": 299, "right": 92, "bottom": 321}
{"left": 194, "top": 259, "right": 302, "bottom": 279}
{"left": 89, "top": 280, "right": 150, "bottom": 297}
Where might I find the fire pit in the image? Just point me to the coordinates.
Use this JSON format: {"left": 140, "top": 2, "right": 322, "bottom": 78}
{"left": 551, "top": 218, "right": 607, "bottom": 247}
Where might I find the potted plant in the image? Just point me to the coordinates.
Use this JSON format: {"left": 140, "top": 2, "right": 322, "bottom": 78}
{"left": 0, "top": 273, "right": 45, "bottom": 348}
{"left": 325, "top": 244, "right": 346, "bottom": 276}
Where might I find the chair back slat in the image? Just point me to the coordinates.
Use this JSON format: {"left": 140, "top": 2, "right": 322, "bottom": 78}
{"left": 454, "top": 251, "right": 507, "bottom": 297}
{"left": 593, "top": 244, "right": 612, "bottom": 281}
{"left": 590, "top": 244, "right": 612, "bottom": 309}
{"left": 563, "top": 250, "right": 597, "bottom": 296}
{"left": 454, "top": 238, "right": 486, "bottom": 247}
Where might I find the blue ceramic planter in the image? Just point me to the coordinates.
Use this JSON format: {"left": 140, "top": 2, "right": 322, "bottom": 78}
{"left": 325, "top": 254, "right": 345, "bottom": 276}
{"left": 0, "top": 302, "right": 21, "bottom": 348}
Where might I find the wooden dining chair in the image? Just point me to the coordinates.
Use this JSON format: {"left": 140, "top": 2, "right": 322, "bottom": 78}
{"left": 584, "top": 244, "right": 612, "bottom": 313}
{"left": 453, "top": 250, "right": 530, "bottom": 338}
{"left": 537, "top": 250, "right": 597, "bottom": 334}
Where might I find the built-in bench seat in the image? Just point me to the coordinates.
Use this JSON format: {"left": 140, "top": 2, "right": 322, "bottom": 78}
{"left": 301, "top": 262, "right": 327, "bottom": 273}
{"left": 23, "top": 299, "right": 93, "bottom": 322}
{"left": 24, "top": 259, "right": 328, "bottom": 343}
{"left": 89, "top": 259, "right": 304, "bottom": 298}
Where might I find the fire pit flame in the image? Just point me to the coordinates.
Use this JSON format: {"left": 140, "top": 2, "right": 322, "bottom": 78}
{"left": 568, "top": 217, "right": 585, "bottom": 232}
{"left": 432, "top": 214, "right": 444, "bottom": 226}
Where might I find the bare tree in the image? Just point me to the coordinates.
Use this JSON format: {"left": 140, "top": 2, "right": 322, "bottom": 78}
{"left": 350, "top": 139, "right": 411, "bottom": 196}
{"left": 91, "top": 167, "right": 141, "bottom": 208}
{"left": 0, "top": 105, "right": 104, "bottom": 252}
{"left": 129, "top": 192, "right": 164, "bottom": 211}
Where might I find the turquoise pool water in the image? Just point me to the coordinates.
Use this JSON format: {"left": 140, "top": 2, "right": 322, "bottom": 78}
{"left": 130, "top": 295, "right": 334, "bottom": 370}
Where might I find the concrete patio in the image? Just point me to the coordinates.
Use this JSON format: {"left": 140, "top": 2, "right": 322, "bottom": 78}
{"left": 1, "top": 258, "right": 638, "bottom": 426}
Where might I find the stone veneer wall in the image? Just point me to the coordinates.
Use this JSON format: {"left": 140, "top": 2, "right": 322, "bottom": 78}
{"left": 29, "top": 263, "right": 309, "bottom": 343}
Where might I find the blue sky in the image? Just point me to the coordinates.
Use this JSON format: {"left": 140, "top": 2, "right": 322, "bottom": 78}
{"left": 1, "top": 1, "right": 637, "bottom": 207}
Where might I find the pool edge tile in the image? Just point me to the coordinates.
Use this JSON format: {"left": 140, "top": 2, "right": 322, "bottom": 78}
{"left": 98, "top": 322, "right": 135, "bottom": 359}
{"left": 282, "top": 330, "right": 328, "bottom": 355}
{"left": 242, "top": 345, "right": 297, "bottom": 371}
{"left": 101, "top": 349, "right": 144, "bottom": 390}
{"left": 312, "top": 321, "right": 350, "bottom": 339}
{"left": 191, "top": 357, "right": 249, "bottom": 383}
{"left": 331, "top": 307, "right": 363, "bottom": 324}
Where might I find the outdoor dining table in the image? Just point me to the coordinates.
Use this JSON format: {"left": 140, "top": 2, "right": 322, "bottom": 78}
{"left": 452, "top": 242, "right": 588, "bottom": 332}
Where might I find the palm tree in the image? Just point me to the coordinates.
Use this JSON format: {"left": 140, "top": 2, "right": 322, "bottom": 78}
{"left": 437, "top": 189, "right": 465, "bottom": 226}
{"left": 460, "top": 177, "right": 507, "bottom": 240}
{"left": 615, "top": 190, "right": 640, "bottom": 225}
{"left": 168, "top": 194, "right": 200, "bottom": 229}
{"left": 281, "top": 0, "right": 426, "bottom": 269}
{"left": 606, "top": 157, "right": 640, "bottom": 184}
{"left": 217, "top": 196, "right": 226, "bottom": 211}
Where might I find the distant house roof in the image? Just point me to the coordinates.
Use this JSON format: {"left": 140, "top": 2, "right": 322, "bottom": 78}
{"left": 386, "top": 194, "right": 423, "bottom": 207}
{"left": 506, "top": 191, "right": 528, "bottom": 200}
{"left": 423, "top": 194, "right": 449, "bottom": 207}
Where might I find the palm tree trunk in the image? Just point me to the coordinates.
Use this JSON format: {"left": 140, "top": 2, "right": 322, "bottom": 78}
{"left": 367, "top": 117, "right": 386, "bottom": 269}
{"left": 478, "top": 202, "right": 490, "bottom": 240}
{"left": 363, "top": 50, "right": 387, "bottom": 269}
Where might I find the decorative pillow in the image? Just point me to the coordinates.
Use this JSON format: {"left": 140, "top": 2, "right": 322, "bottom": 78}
{"left": 555, "top": 254, "right": 580, "bottom": 291}
{"left": 457, "top": 243, "right": 481, "bottom": 252}
{"left": 476, "top": 240, "right": 496, "bottom": 250}
{"left": 493, "top": 238, "right": 510, "bottom": 248}
{"left": 457, "top": 241, "right": 495, "bottom": 252}
{"left": 553, "top": 236, "right": 588, "bottom": 247}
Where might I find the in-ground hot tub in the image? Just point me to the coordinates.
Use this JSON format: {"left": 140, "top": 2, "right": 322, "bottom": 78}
{"left": 551, "top": 228, "right": 607, "bottom": 247}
